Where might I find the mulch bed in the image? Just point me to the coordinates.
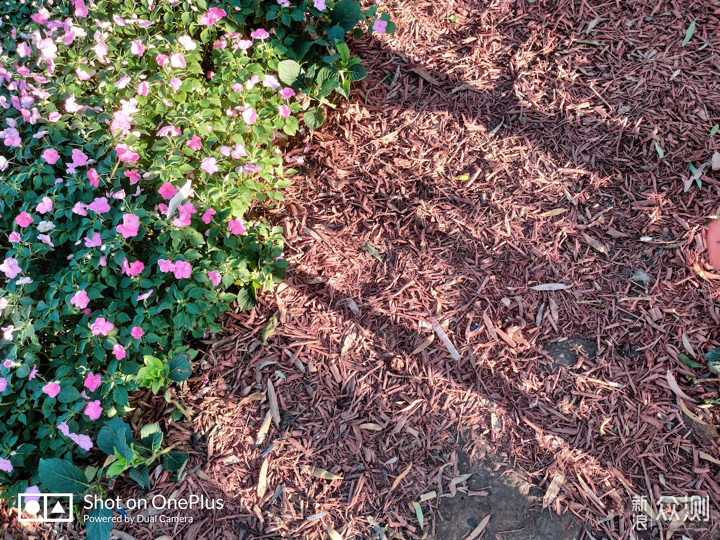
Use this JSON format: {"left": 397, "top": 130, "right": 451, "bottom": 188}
{"left": 5, "top": 0, "right": 720, "bottom": 539}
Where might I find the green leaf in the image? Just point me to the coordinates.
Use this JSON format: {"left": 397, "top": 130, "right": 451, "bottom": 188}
{"left": 327, "top": 24, "right": 345, "bottom": 43}
{"left": 39, "top": 458, "right": 89, "bottom": 495}
{"left": 140, "top": 422, "right": 161, "bottom": 440}
{"left": 168, "top": 353, "right": 193, "bottom": 382}
{"left": 705, "top": 347, "right": 720, "bottom": 375}
{"left": 678, "top": 353, "right": 702, "bottom": 370}
{"left": 97, "top": 418, "right": 133, "bottom": 456}
{"left": 236, "top": 287, "right": 257, "bottom": 311}
{"left": 86, "top": 507, "right": 113, "bottom": 540}
{"left": 262, "top": 311, "right": 282, "bottom": 344}
{"left": 303, "top": 107, "right": 326, "bottom": 131}
{"left": 682, "top": 20, "right": 696, "bottom": 47}
{"left": 330, "top": 0, "right": 362, "bottom": 31}
{"left": 347, "top": 63, "right": 367, "bottom": 82}
{"left": 57, "top": 385, "right": 81, "bottom": 404}
{"left": 711, "top": 125, "right": 719, "bottom": 137}
{"left": 163, "top": 450, "right": 189, "bottom": 473}
{"left": 336, "top": 43, "right": 350, "bottom": 64}
{"left": 278, "top": 60, "right": 303, "bottom": 85}
{"left": 654, "top": 141, "right": 664, "bottom": 159}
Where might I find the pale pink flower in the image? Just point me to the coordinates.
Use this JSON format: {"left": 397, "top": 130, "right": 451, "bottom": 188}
{"left": 38, "top": 234, "right": 54, "bottom": 247}
{"left": 17, "top": 42, "right": 31, "bottom": 58}
{"left": 213, "top": 39, "right": 227, "bottom": 50}
{"left": 116, "top": 75, "right": 131, "bottom": 89}
{"left": 201, "top": 157, "right": 218, "bottom": 174}
{"left": 208, "top": 270, "right": 222, "bottom": 287}
{"left": 117, "top": 214, "right": 140, "bottom": 238}
{"left": 42, "top": 148, "right": 60, "bottom": 164}
{"left": 122, "top": 258, "right": 145, "bottom": 277}
{"left": 58, "top": 422, "right": 70, "bottom": 436}
{"left": 90, "top": 317, "right": 114, "bottom": 336}
{"left": 278, "top": 104, "right": 291, "bottom": 119}
{"left": 173, "top": 201, "right": 197, "bottom": 227}
{"left": 158, "top": 259, "right": 175, "bottom": 273}
{"left": 246, "top": 75, "right": 260, "bottom": 88}
{"left": 125, "top": 170, "right": 141, "bottom": 184}
{"left": 232, "top": 83, "right": 243, "bottom": 92}
{"left": 0, "top": 458, "right": 12, "bottom": 473}
{"left": 314, "top": 0, "right": 327, "bottom": 10}
{"left": 85, "top": 232, "right": 101, "bottom": 247}
{"left": 84, "top": 400, "right": 103, "bottom": 420}
{"left": 15, "top": 212, "right": 33, "bottom": 228}
{"left": 0, "top": 298, "right": 7, "bottom": 311}
{"left": 28, "top": 367, "right": 38, "bottom": 380}
{"left": 2, "top": 326, "right": 14, "bottom": 341}
{"left": 200, "top": 7, "right": 227, "bottom": 26}
{"left": 116, "top": 143, "right": 140, "bottom": 163}
{"left": 231, "top": 144, "right": 247, "bottom": 158}
{"left": 263, "top": 74, "right": 280, "bottom": 89}
{"left": 278, "top": 0, "right": 290, "bottom": 6}
{"left": 178, "top": 35, "right": 197, "bottom": 50}
{"left": 71, "top": 433, "right": 93, "bottom": 451}
{"left": 237, "top": 39, "right": 253, "bottom": 51}
{"left": 170, "top": 77, "right": 182, "bottom": 91}
{"left": 157, "top": 125, "right": 181, "bottom": 137}
{"left": 186, "top": 136, "right": 202, "bottom": 151}
{"left": 170, "top": 53, "right": 186, "bottom": 68}
{"left": 373, "top": 19, "right": 388, "bottom": 33}
{"left": 242, "top": 107, "right": 257, "bottom": 125}
{"left": 228, "top": 218, "right": 246, "bottom": 235}
{"left": 138, "top": 81, "right": 149, "bottom": 96}
{"left": 251, "top": 29, "right": 270, "bottom": 40}
{"left": 73, "top": 0, "right": 88, "bottom": 17}
{"left": 71, "top": 289, "right": 90, "bottom": 309}
{"left": 0, "top": 258, "right": 21, "bottom": 279}
{"left": 6, "top": 232, "right": 18, "bottom": 243}
{"left": 76, "top": 68, "right": 94, "bottom": 81}
{"left": 84, "top": 372, "right": 101, "bottom": 391}
{"left": 156, "top": 53, "right": 169, "bottom": 66}
{"left": 131, "top": 39, "right": 145, "bottom": 56}
{"left": 131, "top": 326, "right": 144, "bottom": 339}
{"left": 0, "top": 378, "right": 7, "bottom": 391}
{"left": 36, "top": 196, "right": 53, "bottom": 214}
{"left": 73, "top": 202, "right": 88, "bottom": 216}
{"left": 70, "top": 149, "right": 88, "bottom": 169}
{"left": 42, "top": 381, "right": 61, "bottom": 398}
{"left": 173, "top": 260, "right": 192, "bottom": 279}
{"left": 87, "top": 197, "right": 111, "bottom": 214}
{"left": 137, "top": 289, "right": 153, "bottom": 301}
{"left": 87, "top": 168, "right": 100, "bottom": 187}
{"left": 48, "top": 112, "right": 61, "bottom": 122}
{"left": 279, "top": 87, "right": 296, "bottom": 99}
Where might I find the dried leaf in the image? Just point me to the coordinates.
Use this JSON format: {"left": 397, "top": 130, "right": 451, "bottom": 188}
{"left": 466, "top": 514, "right": 491, "bottom": 540}
{"left": 577, "top": 474, "right": 605, "bottom": 508}
{"left": 449, "top": 473, "right": 473, "bottom": 487}
{"left": 543, "top": 472, "right": 565, "bottom": 508}
{"left": 582, "top": 232, "right": 607, "bottom": 254}
{"left": 413, "top": 501, "right": 424, "bottom": 530}
{"left": 410, "top": 67, "right": 440, "bottom": 85}
{"left": 300, "top": 465, "right": 343, "bottom": 481}
{"left": 585, "top": 16, "right": 605, "bottom": 34}
{"left": 390, "top": 462, "right": 412, "bottom": 492}
{"left": 358, "top": 422, "right": 384, "bottom": 431}
{"left": 412, "top": 334, "right": 435, "bottom": 354}
{"left": 420, "top": 491, "right": 437, "bottom": 501}
{"left": 267, "top": 380, "right": 281, "bottom": 428}
{"left": 713, "top": 152, "right": 720, "bottom": 171}
{"left": 540, "top": 208, "right": 567, "bottom": 217}
{"left": 341, "top": 327, "right": 357, "bottom": 358}
{"left": 326, "top": 526, "right": 343, "bottom": 540}
{"left": 262, "top": 311, "right": 282, "bottom": 344}
{"left": 681, "top": 332, "right": 697, "bottom": 358}
{"left": 679, "top": 400, "right": 707, "bottom": 425}
{"left": 665, "top": 370, "right": 696, "bottom": 403}
{"left": 256, "top": 411, "right": 273, "bottom": 446}
{"left": 707, "top": 221, "right": 720, "bottom": 269}
{"left": 240, "top": 392, "right": 266, "bottom": 406}
{"left": 364, "top": 242, "right": 382, "bottom": 261}
{"left": 432, "top": 320, "right": 461, "bottom": 361}
{"left": 531, "top": 283, "right": 571, "bottom": 291}
{"left": 257, "top": 459, "right": 268, "bottom": 498}
{"left": 699, "top": 451, "right": 720, "bottom": 466}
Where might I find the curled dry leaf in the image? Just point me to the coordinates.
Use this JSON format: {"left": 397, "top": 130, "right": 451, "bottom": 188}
{"left": 706, "top": 220, "right": 720, "bottom": 269}
{"left": 300, "top": 465, "right": 343, "bottom": 481}
{"left": 582, "top": 232, "right": 607, "bottom": 254}
{"left": 267, "top": 380, "right": 281, "bottom": 428}
{"left": 257, "top": 458, "right": 268, "bottom": 498}
{"left": 665, "top": 370, "right": 696, "bottom": 403}
{"left": 390, "top": 462, "right": 413, "bottom": 492}
{"left": 543, "top": 472, "right": 565, "bottom": 508}
{"left": 466, "top": 514, "right": 491, "bottom": 540}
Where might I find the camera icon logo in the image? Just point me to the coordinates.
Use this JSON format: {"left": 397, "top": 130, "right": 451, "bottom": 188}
{"left": 18, "top": 492, "right": 73, "bottom": 523}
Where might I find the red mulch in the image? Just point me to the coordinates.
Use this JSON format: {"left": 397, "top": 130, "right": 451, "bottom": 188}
{"left": 6, "top": 1, "right": 720, "bottom": 539}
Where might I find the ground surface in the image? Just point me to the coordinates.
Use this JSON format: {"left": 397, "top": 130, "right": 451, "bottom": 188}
{"left": 5, "top": 0, "right": 720, "bottom": 539}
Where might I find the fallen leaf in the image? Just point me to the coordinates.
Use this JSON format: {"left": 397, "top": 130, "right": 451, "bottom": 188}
{"left": 326, "top": 526, "right": 343, "bottom": 540}
{"left": 256, "top": 410, "right": 273, "bottom": 446}
{"left": 420, "top": 491, "right": 437, "bottom": 501}
{"left": 300, "top": 465, "right": 343, "bottom": 481}
{"left": 582, "top": 232, "right": 607, "bottom": 254}
{"left": 390, "top": 462, "right": 412, "bottom": 492}
{"left": 699, "top": 451, "right": 720, "bottom": 466}
{"left": 240, "top": 392, "right": 266, "bottom": 406}
{"left": 466, "top": 515, "right": 491, "bottom": 540}
{"left": 267, "top": 380, "right": 281, "bottom": 428}
{"left": 577, "top": 474, "right": 605, "bottom": 508}
{"left": 665, "top": 370, "right": 696, "bottom": 403}
{"left": 413, "top": 501, "right": 424, "bottom": 530}
{"left": 681, "top": 332, "right": 697, "bottom": 358}
{"left": 680, "top": 400, "right": 707, "bottom": 425}
{"left": 262, "top": 311, "right": 282, "bottom": 344}
{"left": 540, "top": 208, "right": 567, "bottom": 217}
{"left": 449, "top": 473, "right": 473, "bottom": 487}
{"left": 682, "top": 19, "right": 696, "bottom": 46}
{"left": 707, "top": 221, "right": 720, "bottom": 269}
{"left": 412, "top": 334, "right": 435, "bottom": 354}
{"left": 358, "top": 422, "right": 384, "bottom": 431}
{"left": 531, "top": 283, "right": 571, "bottom": 291}
{"left": 364, "top": 242, "right": 382, "bottom": 261}
{"left": 543, "top": 472, "right": 565, "bottom": 508}
{"left": 410, "top": 67, "right": 440, "bottom": 85}
{"left": 713, "top": 152, "right": 720, "bottom": 171}
{"left": 257, "top": 459, "right": 268, "bottom": 498}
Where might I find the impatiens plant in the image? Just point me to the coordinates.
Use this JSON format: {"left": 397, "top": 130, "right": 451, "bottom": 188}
{"left": 0, "top": 0, "right": 392, "bottom": 502}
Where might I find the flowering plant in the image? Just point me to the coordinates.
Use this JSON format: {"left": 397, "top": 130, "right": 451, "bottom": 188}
{"left": 0, "top": 0, "right": 392, "bottom": 507}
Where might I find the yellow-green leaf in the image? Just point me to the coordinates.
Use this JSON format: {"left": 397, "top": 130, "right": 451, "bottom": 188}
{"left": 682, "top": 20, "right": 696, "bottom": 46}
{"left": 301, "top": 465, "right": 343, "bottom": 481}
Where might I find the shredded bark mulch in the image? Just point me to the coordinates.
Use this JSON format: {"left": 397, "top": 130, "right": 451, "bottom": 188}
{"left": 5, "top": 0, "right": 720, "bottom": 539}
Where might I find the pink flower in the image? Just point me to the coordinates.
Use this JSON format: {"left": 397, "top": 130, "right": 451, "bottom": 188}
{"left": 137, "top": 289, "right": 153, "bottom": 301}
{"left": 173, "top": 201, "right": 197, "bottom": 227}
{"left": 278, "top": 104, "right": 291, "bottom": 119}
{"left": 116, "top": 143, "right": 140, "bottom": 163}
{"left": 263, "top": 74, "right": 280, "bottom": 89}
{"left": 202, "top": 208, "right": 216, "bottom": 224}
{"left": 138, "top": 81, "right": 149, "bottom": 96}
{"left": 73, "top": 202, "right": 88, "bottom": 216}
{"left": 85, "top": 232, "right": 101, "bottom": 247}
{"left": 158, "top": 259, "right": 175, "bottom": 273}
{"left": 0, "top": 378, "right": 7, "bottom": 391}
{"left": 279, "top": 87, "right": 296, "bottom": 99}
{"left": 87, "top": 168, "right": 100, "bottom": 187}
{"left": 42, "top": 382, "right": 61, "bottom": 398}
{"left": 36, "top": 197, "right": 53, "bottom": 214}
{"left": 0, "top": 458, "right": 12, "bottom": 473}
{"left": 208, "top": 270, "right": 222, "bottom": 287}
{"left": 173, "top": 260, "right": 192, "bottom": 279}
{"left": 157, "top": 124, "right": 181, "bottom": 137}
{"left": 242, "top": 107, "right": 257, "bottom": 125}
{"left": 0, "top": 298, "right": 6, "bottom": 311}
{"left": 158, "top": 183, "right": 178, "bottom": 202}
{"left": 90, "top": 317, "right": 114, "bottom": 336}
{"left": 170, "top": 53, "right": 186, "bottom": 68}
{"left": 131, "top": 326, "right": 144, "bottom": 339}
{"left": 122, "top": 258, "right": 145, "bottom": 277}
{"left": 112, "top": 344, "right": 126, "bottom": 360}
{"left": 2, "top": 326, "right": 13, "bottom": 341}
{"left": 70, "top": 149, "right": 88, "bottom": 168}
{"left": 220, "top": 146, "right": 232, "bottom": 156}
{"left": 42, "top": 148, "right": 60, "bottom": 165}
{"left": 31, "top": 8, "right": 50, "bottom": 24}
{"left": 187, "top": 135, "right": 202, "bottom": 151}
{"left": 373, "top": 19, "right": 388, "bottom": 33}
{"left": 28, "top": 367, "right": 38, "bottom": 380}
{"left": 201, "top": 157, "right": 218, "bottom": 174}
{"left": 84, "top": 400, "right": 103, "bottom": 420}
{"left": 246, "top": 75, "right": 260, "bottom": 88}
{"left": 58, "top": 422, "right": 70, "bottom": 436}
{"left": 251, "top": 28, "right": 270, "bottom": 40}
{"left": 2, "top": 127, "right": 21, "bottom": 147}
{"left": 200, "top": 7, "right": 227, "bottom": 26}
{"left": 131, "top": 39, "right": 145, "bottom": 56}
{"left": 232, "top": 83, "right": 243, "bottom": 92}
{"left": 15, "top": 212, "right": 33, "bottom": 228}
{"left": 213, "top": 39, "right": 227, "bottom": 50}
{"left": 117, "top": 214, "right": 140, "bottom": 238}
{"left": 170, "top": 77, "right": 182, "bottom": 91}
{"left": 3, "top": 360, "right": 13, "bottom": 368}
{"left": 84, "top": 372, "right": 102, "bottom": 391}
{"left": 71, "top": 290, "right": 90, "bottom": 309}
{"left": 125, "top": 170, "right": 141, "bottom": 184}
{"left": 48, "top": 112, "right": 61, "bottom": 122}
{"left": 237, "top": 39, "right": 253, "bottom": 51}
{"left": 314, "top": 0, "right": 327, "bottom": 10}
{"left": 228, "top": 218, "right": 246, "bottom": 235}
{"left": 8, "top": 232, "right": 19, "bottom": 243}
{"left": 76, "top": 68, "right": 94, "bottom": 81}
{"left": 278, "top": 0, "right": 290, "bottom": 6}
{"left": 17, "top": 42, "right": 31, "bottom": 58}
{"left": 206, "top": 71, "right": 216, "bottom": 80}
{"left": 38, "top": 234, "right": 54, "bottom": 247}
{"left": 231, "top": 144, "right": 246, "bottom": 158}
{"left": 0, "top": 258, "right": 21, "bottom": 279}
{"left": 87, "top": 197, "right": 111, "bottom": 214}
{"left": 156, "top": 53, "right": 169, "bottom": 66}
{"left": 73, "top": 0, "right": 88, "bottom": 17}
{"left": 71, "top": 433, "right": 93, "bottom": 451}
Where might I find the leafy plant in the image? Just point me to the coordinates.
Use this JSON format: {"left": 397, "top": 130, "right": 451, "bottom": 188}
{"left": 0, "top": 0, "right": 392, "bottom": 501}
